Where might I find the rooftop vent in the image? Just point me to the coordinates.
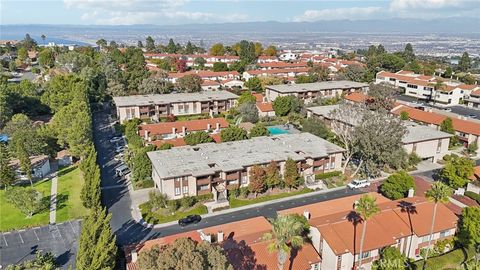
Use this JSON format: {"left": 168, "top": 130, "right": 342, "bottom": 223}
{"left": 208, "top": 163, "right": 216, "bottom": 168}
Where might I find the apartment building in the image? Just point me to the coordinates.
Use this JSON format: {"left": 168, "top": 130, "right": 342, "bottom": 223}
{"left": 280, "top": 193, "right": 458, "bottom": 270}
{"left": 112, "top": 90, "right": 238, "bottom": 123}
{"left": 147, "top": 133, "right": 344, "bottom": 201}
{"left": 465, "top": 89, "right": 480, "bottom": 109}
{"left": 126, "top": 216, "right": 321, "bottom": 270}
{"left": 265, "top": 81, "right": 368, "bottom": 103}
{"left": 307, "top": 105, "right": 452, "bottom": 162}
{"left": 9, "top": 155, "right": 51, "bottom": 180}
{"left": 242, "top": 68, "right": 309, "bottom": 81}
{"left": 392, "top": 105, "right": 480, "bottom": 147}
{"left": 138, "top": 117, "right": 229, "bottom": 142}
{"left": 258, "top": 61, "right": 308, "bottom": 70}
{"left": 168, "top": 70, "right": 240, "bottom": 83}
{"left": 376, "top": 70, "right": 479, "bottom": 106}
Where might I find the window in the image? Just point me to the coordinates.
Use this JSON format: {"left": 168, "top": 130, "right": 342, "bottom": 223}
{"left": 313, "top": 263, "right": 319, "bottom": 270}
{"left": 330, "top": 161, "right": 335, "bottom": 169}
{"left": 389, "top": 78, "right": 396, "bottom": 82}
{"left": 178, "top": 104, "right": 184, "bottom": 113}
{"left": 437, "top": 139, "right": 442, "bottom": 154}
{"left": 360, "top": 251, "right": 370, "bottom": 259}
{"left": 183, "top": 185, "right": 189, "bottom": 194}
{"left": 440, "top": 230, "right": 449, "bottom": 238}
{"left": 241, "top": 175, "right": 247, "bottom": 184}
{"left": 175, "top": 187, "right": 181, "bottom": 196}
{"left": 412, "top": 143, "right": 417, "bottom": 153}
{"left": 407, "top": 84, "right": 418, "bottom": 89}
{"left": 198, "top": 185, "right": 209, "bottom": 191}
{"left": 422, "top": 235, "right": 431, "bottom": 243}
{"left": 324, "top": 163, "right": 330, "bottom": 170}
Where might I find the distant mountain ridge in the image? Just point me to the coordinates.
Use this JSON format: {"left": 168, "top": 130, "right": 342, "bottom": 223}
{"left": 1, "top": 17, "right": 479, "bottom": 35}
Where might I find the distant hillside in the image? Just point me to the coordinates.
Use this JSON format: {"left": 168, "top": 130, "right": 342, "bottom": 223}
{"left": 1, "top": 17, "right": 479, "bottom": 36}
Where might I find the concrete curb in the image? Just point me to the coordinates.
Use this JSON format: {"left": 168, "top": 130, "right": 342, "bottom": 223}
{"left": 138, "top": 185, "right": 349, "bottom": 229}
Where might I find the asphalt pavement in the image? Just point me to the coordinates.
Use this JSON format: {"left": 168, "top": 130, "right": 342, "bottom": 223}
{"left": 0, "top": 220, "right": 81, "bottom": 269}
{"left": 396, "top": 94, "right": 480, "bottom": 119}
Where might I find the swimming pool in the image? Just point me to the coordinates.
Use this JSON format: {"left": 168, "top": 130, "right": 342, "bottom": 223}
{"left": 267, "top": 126, "right": 291, "bottom": 135}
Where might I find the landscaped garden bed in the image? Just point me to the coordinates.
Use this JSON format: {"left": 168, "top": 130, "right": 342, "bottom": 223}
{"left": 314, "top": 171, "right": 345, "bottom": 189}
{"left": 140, "top": 192, "right": 212, "bottom": 224}
{"left": 229, "top": 187, "right": 313, "bottom": 208}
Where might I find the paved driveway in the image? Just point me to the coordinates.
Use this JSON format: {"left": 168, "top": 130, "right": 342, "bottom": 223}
{"left": 0, "top": 220, "right": 81, "bottom": 269}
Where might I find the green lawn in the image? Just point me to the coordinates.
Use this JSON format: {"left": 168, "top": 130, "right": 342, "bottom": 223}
{"left": 140, "top": 203, "right": 208, "bottom": 224}
{"left": 229, "top": 188, "right": 313, "bottom": 208}
{"left": 56, "top": 166, "right": 89, "bottom": 222}
{"left": 0, "top": 179, "right": 52, "bottom": 232}
{"left": 411, "top": 246, "right": 476, "bottom": 270}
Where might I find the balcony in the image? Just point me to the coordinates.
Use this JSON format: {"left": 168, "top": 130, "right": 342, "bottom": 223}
{"left": 196, "top": 177, "right": 211, "bottom": 186}
{"left": 226, "top": 172, "right": 240, "bottom": 180}
{"left": 313, "top": 159, "right": 328, "bottom": 167}
{"left": 197, "top": 189, "right": 211, "bottom": 195}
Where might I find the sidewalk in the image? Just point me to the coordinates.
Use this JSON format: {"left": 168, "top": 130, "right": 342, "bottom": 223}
{"left": 48, "top": 161, "right": 59, "bottom": 225}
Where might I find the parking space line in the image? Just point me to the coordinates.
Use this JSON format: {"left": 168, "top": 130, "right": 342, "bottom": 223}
{"left": 68, "top": 221, "right": 77, "bottom": 234}
{"left": 2, "top": 234, "right": 8, "bottom": 246}
{"left": 18, "top": 232, "right": 24, "bottom": 244}
{"left": 33, "top": 229, "right": 40, "bottom": 241}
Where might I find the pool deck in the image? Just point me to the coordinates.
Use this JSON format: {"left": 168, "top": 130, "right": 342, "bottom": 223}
{"left": 267, "top": 124, "right": 301, "bottom": 135}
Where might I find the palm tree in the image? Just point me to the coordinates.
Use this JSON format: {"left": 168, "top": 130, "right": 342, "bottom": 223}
{"left": 355, "top": 194, "right": 380, "bottom": 270}
{"left": 263, "top": 214, "right": 306, "bottom": 270}
{"left": 423, "top": 182, "right": 451, "bottom": 269}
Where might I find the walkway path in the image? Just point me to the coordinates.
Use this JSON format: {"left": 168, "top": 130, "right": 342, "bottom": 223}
{"left": 48, "top": 161, "right": 59, "bottom": 225}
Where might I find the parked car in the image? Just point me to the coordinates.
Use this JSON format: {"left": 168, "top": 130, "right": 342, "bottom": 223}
{"left": 347, "top": 179, "right": 371, "bottom": 189}
{"left": 115, "top": 146, "right": 126, "bottom": 153}
{"left": 114, "top": 153, "right": 124, "bottom": 161}
{"left": 178, "top": 215, "right": 202, "bottom": 227}
{"left": 467, "top": 114, "right": 477, "bottom": 119}
{"left": 443, "top": 108, "right": 452, "bottom": 112}
{"left": 115, "top": 164, "right": 130, "bottom": 177}
{"left": 109, "top": 136, "right": 124, "bottom": 143}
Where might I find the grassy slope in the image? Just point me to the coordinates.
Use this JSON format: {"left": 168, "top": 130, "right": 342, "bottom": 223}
{"left": 0, "top": 179, "right": 52, "bottom": 232}
{"left": 55, "top": 166, "right": 89, "bottom": 222}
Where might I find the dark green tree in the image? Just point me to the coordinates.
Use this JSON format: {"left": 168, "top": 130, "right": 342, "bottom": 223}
{"left": 238, "top": 102, "right": 259, "bottom": 123}
{"left": 403, "top": 43, "right": 415, "bottom": 63}
{"left": 374, "top": 246, "right": 406, "bottom": 270}
{"left": 145, "top": 36, "right": 155, "bottom": 52}
{"left": 166, "top": 38, "right": 177, "bottom": 53}
{"left": 244, "top": 77, "right": 262, "bottom": 92}
{"left": 76, "top": 207, "right": 117, "bottom": 270}
{"left": 300, "top": 118, "right": 333, "bottom": 140}
{"left": 441, "top": 155, "right": 474, "bottom": 189}
{"left": 250, "top": 123, "right": 270, "bottom": 137}
{"left": 0, "top": 144, "right": 16, "bottom": 189}
{"left": 184, "top": 131, "right": 214, "bottom": 146}
{"left": 380, "top": 171, "right": 415, "bottom": 200}
{"left": 220, "top": 126, "right": 248, "bottom": 142}
{"left": 458, "top": 52, "right": 471, "bottom": 72}
{"left": 5, "top": 187, "right": 46, "bottom": 218}
{"left": 265, "top": 160, "right": 281, "bottom": 190}
{"left": 212, "top": 62, "right": 228, "bottom": 72}
{"left": 176, "top": 74, "right": 202, "bottom": 93}
{"left": 284, "top": 158, "right": 300, "bottom": 190}
{"left": 38, "top": 48, "right": 55, "bottom": 68}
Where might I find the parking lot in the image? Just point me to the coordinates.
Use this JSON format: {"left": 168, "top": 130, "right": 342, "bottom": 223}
{"left": 0, "top": 220, "right": 81, "bottom": 269}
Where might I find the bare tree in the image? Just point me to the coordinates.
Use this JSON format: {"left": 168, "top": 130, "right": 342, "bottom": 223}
{"left": 328, "top": 103, "right": 366, "bottom": 175}
{"left": 368, "top": 82, "right": 400, "bottom": 112}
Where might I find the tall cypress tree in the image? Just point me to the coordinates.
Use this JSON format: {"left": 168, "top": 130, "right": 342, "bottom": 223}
{"left": 77, "top": 207, "right": 117, "bottom": 270}
{"left": 80, "top": 147, "right": 101, "bottom": 208}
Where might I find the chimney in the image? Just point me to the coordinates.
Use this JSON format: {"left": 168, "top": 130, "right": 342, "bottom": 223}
{"left": 207, "top": 123, "right": 211, "bottom": 130}
{"left": 217, "top": 230, "right": 224, "bottom": 243}
{"left": 216, "top": 122, "right": 220, "bottom": 131}
{"left": 131, "top": 250, "right": 138, "bottom": 263}
{"left": 303, "top": 210, "right": 311, "bottom": 220}
{"left": 408, "top": 188, "right": 415, "bottom": 198}
{"left": 199, "top": 230, "right": 212, "bottom": 243}
{"left": 182, "top": 126, "right": 186, "bottom": 135}
{"left": 353, "top": 200, "right": 359, "bottom": 209}
{"left": 172, "top": 127, "right": 176, "bottom": 135}
{"left": 144, "top": 130, "right": 149, "bottom": 141}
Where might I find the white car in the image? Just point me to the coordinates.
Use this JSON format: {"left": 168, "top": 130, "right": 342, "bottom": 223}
{"left": 114, "top": 153, "right": 124, "bottom": 161}
{"left": 115, "top": 146, "right": 126, "bottom": 154}
{"left": 347, "top": 179, "right": 371, "bottom": 189}
{"left": 109, "top": 136, "right": 124, "bottom": 143}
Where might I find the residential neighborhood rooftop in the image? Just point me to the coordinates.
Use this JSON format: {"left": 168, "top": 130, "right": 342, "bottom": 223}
{"left": 266, "top": 80, "right": 368, "bottom": 93}
{"left": 147, "top": 133, "right": 345, "bottom": 179}
{"left": 402, "top": 123, "right": 453, "bottom": 144}
{"left": 112, "top": 90, "right": 239, "bottom": 107}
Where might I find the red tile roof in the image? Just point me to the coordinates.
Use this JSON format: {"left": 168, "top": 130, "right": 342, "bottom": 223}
{"left": 258, "top": 62, "right": 308, "bottom": 69}
{"left": 280, "top": 193, "right": 458, "bottom": 255}
{"left": 169, "top": 70, "right": 239, "bottom": 79}
{"left": 256, "top": 102, "right": 274, "bottom": 112}
{"left": 246, "top": 68, "right": 309, "bottom": 76}
{"left": 139, "top": 118, "right": 229, "bottom": 137}
{"left": 392, "top": 105, "right": 480, "bottom": 136}
{"left": 344, "top": 92, "right": 371, "bottom": 103}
